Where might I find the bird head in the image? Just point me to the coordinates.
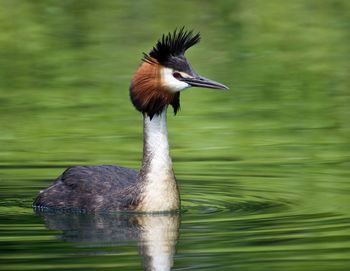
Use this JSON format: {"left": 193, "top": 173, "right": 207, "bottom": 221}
{"left": 130, "top": 28, "right": 228, "bottom": 119}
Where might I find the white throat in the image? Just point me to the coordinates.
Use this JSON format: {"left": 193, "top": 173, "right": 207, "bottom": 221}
{"left": 137, "top": 107, "right": 180, "bottom": 212}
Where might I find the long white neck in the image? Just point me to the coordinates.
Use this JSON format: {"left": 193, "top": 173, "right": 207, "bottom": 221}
{"left": 136, "top": 107, "right": 180, "bottom": 212}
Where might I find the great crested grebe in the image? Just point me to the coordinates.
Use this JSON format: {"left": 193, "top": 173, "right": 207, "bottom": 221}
{"left": 33, "top": 28, "right": 228, "bottom": 213}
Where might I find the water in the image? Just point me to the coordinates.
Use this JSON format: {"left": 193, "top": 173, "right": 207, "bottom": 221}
{"left": 1, "top": 0, "right": 350, "bottom": 270}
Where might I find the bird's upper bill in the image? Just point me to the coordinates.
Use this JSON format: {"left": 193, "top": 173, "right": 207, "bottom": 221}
{"left": 130, "top": 28, "right": 228, "bottom": 119}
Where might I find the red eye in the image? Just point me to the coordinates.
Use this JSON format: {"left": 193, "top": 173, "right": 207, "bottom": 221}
{"left": 172, "top": 72, "right": 182, "bottom": 79}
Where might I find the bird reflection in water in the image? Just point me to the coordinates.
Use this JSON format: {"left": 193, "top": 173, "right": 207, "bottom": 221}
{"left": 36, "top": 211, "right": 180, "bottom": 271}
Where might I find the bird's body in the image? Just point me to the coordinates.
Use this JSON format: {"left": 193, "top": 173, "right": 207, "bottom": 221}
{"left": 33, "top": 28, "right": 227, "bottom": 213}
{"left": 34, "top": 165, "right": 139, "bottom": 212}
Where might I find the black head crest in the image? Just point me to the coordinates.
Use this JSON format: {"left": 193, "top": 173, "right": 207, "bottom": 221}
{"left": 143, "top": 27, "right": 201, "bottom": 65}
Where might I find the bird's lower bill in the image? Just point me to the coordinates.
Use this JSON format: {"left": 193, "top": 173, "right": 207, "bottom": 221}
{"left": 179, "top": 74, "right": 228, "bottom": 90}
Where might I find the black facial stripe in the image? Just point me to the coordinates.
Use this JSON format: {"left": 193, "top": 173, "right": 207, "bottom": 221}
{"left": 163, "top": 56, "right": 194, "bottom": 75}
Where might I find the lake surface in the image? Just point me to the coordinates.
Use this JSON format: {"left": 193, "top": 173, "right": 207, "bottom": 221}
{"left": 1, "top": 1, "right": 350, "bottom": 270}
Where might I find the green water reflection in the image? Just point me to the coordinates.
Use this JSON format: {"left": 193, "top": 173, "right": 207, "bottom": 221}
{"left": 1, "top": 0, "right": 350, "bottom": 270}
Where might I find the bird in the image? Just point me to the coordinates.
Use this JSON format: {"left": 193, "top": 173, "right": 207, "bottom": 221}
{"left": 33, "top": 28, "right": 228, "bottom": 213}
